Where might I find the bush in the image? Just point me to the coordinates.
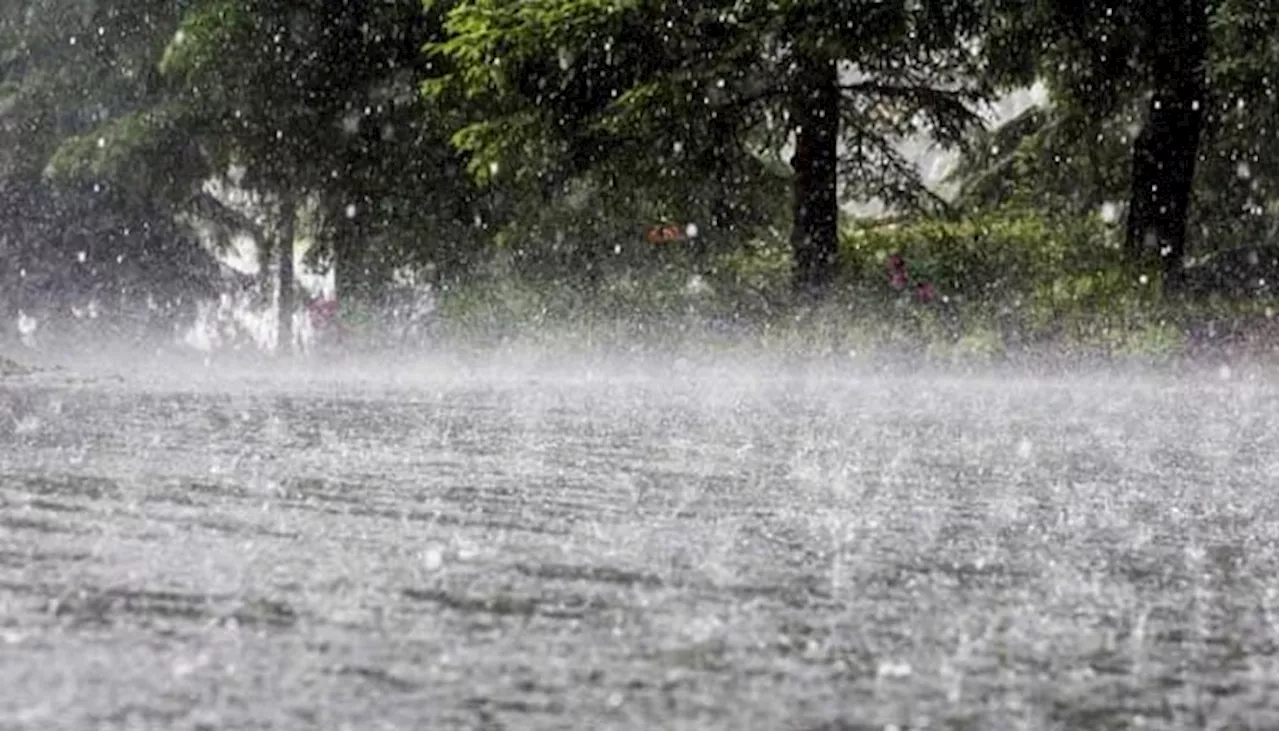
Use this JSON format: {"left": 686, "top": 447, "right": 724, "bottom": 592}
{"left": 836, "top": 208, "right": 1195, "bottom": 345}
{"left": 838, "top": 207, "right": 1132, "bottom": 301}
{"left": 423, "top": 207, "right": 1276, "bottom": 363}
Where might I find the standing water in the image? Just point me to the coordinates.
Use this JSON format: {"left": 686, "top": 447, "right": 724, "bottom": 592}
{"left": 0, "top": 353, "right": 1276, "bottom": 730}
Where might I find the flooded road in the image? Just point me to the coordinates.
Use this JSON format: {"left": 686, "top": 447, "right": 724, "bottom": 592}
{"left": 1, "top": 356, "right": 1276, "bottom": 730}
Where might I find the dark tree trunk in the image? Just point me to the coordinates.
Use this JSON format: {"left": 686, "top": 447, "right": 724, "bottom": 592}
{"left": 1124, "top": 0, "right": 1208, "bottom": 291}
{"left": 789, "top": 53, "right": 841, "bottom": 300}
{"left": 277, "top": 194, "right": 296, "bottom": 353}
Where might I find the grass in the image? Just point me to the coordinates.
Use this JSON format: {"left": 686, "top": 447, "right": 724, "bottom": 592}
{"left": 423, "top": 267, "right": 1277, "bottom": 373}
{"left": 411, "top": 208, "right": 1276, "bottom": 371}
{"left": 6, "top": 211, "right": 1270, "bottom": 376}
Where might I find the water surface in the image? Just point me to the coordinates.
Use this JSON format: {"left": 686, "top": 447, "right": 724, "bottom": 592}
{"left": 1, "top": 356, "right": 1275, "bottom": 730}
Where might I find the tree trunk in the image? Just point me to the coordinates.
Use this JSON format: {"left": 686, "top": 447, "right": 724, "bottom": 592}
{"left": 789, "top": 53, "right": 841, "bottom": 300}
{"left": 277, "top": 194, "right": 296, "bottom": 353}
{"left": 1124, "top": 0, "right": 1208, "bottom": 292}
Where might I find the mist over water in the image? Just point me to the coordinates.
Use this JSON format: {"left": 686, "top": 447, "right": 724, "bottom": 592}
{"left": 1, "top": 337, "right": 1276, "bottom": 730}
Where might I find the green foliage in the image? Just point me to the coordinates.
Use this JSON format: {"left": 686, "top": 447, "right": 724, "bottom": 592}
{"left": 68, "top": 1, "right": 490, "bottom": 295}
{"left": 961, "top": 0, "right": 1278, "bottom": 260}
{"left": 158, "top": 0, "right": 340, "bottom": 191}
{"left": 840, "top": 209, "right": 1129, "bottom": 300}
{"left": 0, "top": 0, "right": 225, "bottom": 331}
{"left": 1, "top": 1, "right": 182, "bottom": 175}
{"left": 422, "top": 205, "right": 1274, "bottom": 363}
{"left": 427, "top": 0, "right": 992, "bottom": 286}
{"left": 45, "top": 100, "right": 201, "bottom": 201}
{"left": 948, "top": 105, "right": 1134, "bottom": 215}
{"left": 4, "top": 0, "right": 1274, "bottom": 351}
{"left": 978, "top": 0, "right": 1184, "bottom": 116}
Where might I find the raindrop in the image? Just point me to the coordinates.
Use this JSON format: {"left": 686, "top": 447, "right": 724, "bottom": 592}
{"left": 345, "top": 204, "right": 357, "bottom": 219}
{"left": 876, "top": 660, "right": 912, "bottom": 679}
{"left": 17, "top": 312, "right": 37, "bottom": 336}
{"left": 77, "top": 251, "right": 87, "bottom": 263}
{"left": 1016, "top": 438, "right": 1033, "bottom": 459}
{"left": 422, "top": 546, "right": 444, "bottom": 571}
{"left": 97, "top": 137, "right": 106, "bottom": 148}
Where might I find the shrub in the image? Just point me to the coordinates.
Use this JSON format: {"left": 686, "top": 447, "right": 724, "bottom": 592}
{"left": 838, "top": 207, "right": 1132, "bottom": 302}
{"left": 424, "top": 207, "right": 1275, "bottom": 362}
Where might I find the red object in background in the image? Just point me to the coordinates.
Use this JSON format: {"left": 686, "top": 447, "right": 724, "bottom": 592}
{"left": 886, "top": 254, "right": 940, "bottom": 304}
{"left": 646, "top": 223, "right": 686, "bottom": 245}
{"left": 915, "top": 281, "right": 938, "bottom": 304}
{"left": 308, "top": 297, "right": 339, "bottom": 329}
{"left": 886, "top": 254, "right": 909, "bottom": 291}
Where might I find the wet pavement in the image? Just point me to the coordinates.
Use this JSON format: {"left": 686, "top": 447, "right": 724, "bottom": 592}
{"left": 0, "top": 355, "right": 1276, "bottom": 730}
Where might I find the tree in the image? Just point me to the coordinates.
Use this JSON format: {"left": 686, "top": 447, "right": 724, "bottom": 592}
{"left": 297, "top": 0, "right": 492, "bottom": 300}
{"left": 98, "top": 0, "right": 488, "bottom": 349}
{"left": 152, "top": 0, "right": 349, "bottom": 349}
{"left": 947, "top": 105, "right": 1133, "bottom": 217}
{"left": 1, "top": 0, "right": 222, "bottom": 342}
{"left": 1188, "top": 0, "right": 1278, "bottom": 272}
{"left": 428, "top": 0, "right": 989, "bottom": 299}
{"left": 1122, "top": 0, "right": 1208, "bottom": 290}
{"left": 972, "top": 0, "right": 1277, "bottom": 291}
{"left": 977, "top": 0, "right": 1218, "bottom": 291}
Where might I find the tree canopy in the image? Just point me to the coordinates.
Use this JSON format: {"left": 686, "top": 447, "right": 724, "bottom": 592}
{"left": 427, "top": 0, "right": 991, "bottom": 295}
{"left": 2, "top": 0, "right": 1274, "bottom": 347}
